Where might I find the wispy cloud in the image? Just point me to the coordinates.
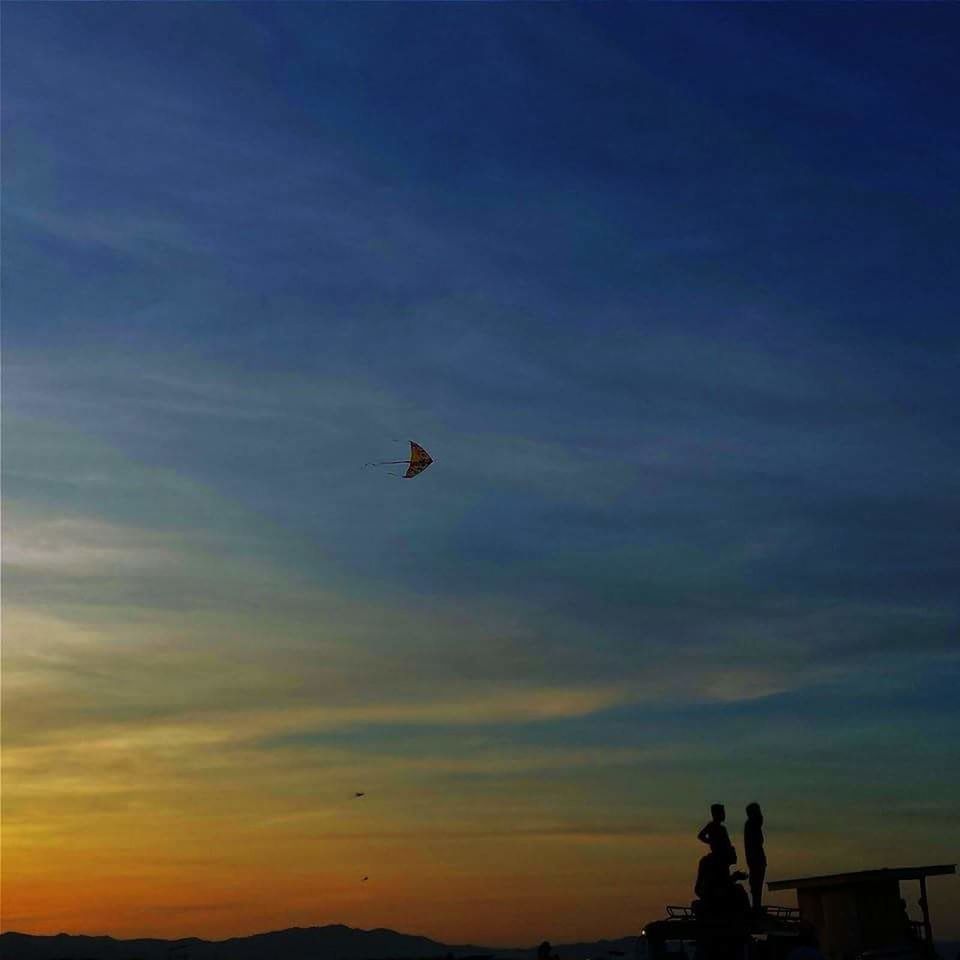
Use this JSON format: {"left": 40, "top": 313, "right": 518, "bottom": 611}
{"left": 4, "top": 0, "right": 959, "bottom": 941}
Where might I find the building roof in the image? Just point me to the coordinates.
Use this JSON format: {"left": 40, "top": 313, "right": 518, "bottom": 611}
{"left": 768, "top": 864, "right": 956, "bottom": 892}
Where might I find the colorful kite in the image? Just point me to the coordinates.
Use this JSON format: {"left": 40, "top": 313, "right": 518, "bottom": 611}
{"left": 366, "top": 441, "right": 434, "bottom": 479}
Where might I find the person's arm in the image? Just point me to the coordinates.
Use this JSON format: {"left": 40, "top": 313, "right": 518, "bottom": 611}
{"left": 697, "top": 823, "right": 712, "bottom": 844}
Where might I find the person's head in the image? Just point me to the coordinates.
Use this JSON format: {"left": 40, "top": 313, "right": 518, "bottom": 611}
{"left": 711, "top": 803, "right": 726, "bottom": 822}
{"left": 746, "top": 802, "right": 763, "bottom": 823}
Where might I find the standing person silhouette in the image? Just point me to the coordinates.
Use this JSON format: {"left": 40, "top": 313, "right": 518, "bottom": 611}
{"left": 744, "top": 802, "right": 766, "bottom": 914}
{"left": 698, "top": 803, "right": 736, "bottom": 864}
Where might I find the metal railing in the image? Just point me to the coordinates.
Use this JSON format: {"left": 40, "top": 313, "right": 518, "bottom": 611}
{"left": 762, "top": 905, "right": 800, "bottom": 921}
{"left": 662, "top": 904, "right": 799, "bottom": 922}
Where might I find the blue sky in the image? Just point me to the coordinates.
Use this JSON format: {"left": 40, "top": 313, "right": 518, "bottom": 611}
{"left": 3, "top": 2, "right": 958, "bottom": 942}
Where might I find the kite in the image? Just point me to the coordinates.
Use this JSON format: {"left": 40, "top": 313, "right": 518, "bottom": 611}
{"left": 365, "top": 441, "right": 433, "bottom": 479}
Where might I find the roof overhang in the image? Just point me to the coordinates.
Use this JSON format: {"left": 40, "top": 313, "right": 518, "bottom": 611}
{"left": 768, "top": 864, "right": 956, "bottom": 892}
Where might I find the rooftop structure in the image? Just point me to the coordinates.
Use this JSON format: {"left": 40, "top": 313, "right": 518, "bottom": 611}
{"left": 768, "top": 864, "right": 956, "bottom": 960}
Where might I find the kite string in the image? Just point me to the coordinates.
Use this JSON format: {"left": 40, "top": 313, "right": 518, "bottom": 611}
{"left": 363, "top": 459, "right": 410, "bottom": 477}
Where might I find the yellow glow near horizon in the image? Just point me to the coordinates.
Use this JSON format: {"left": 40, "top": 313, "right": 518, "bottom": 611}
{"left": 4, "top": 435, "right": 958, "bottom": 943}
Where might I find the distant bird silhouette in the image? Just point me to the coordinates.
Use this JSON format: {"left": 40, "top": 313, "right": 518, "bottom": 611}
{"left": 354, "top": 792, "right": 366, "bottom": 798}
{"left": 361, "top": 876, "right": 369, "bottom": 882}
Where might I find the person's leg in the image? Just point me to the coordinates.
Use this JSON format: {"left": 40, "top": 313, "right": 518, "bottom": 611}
{"left": 750, "top": 864, "right": 765, "bottom": 913}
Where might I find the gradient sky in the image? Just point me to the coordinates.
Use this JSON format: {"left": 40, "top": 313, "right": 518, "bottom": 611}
{"left": 3, "top": 2, "right": 959, "bottom": 945}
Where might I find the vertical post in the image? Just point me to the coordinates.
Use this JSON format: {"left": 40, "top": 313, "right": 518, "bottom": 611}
{"left": 918, "top": 875, "right": 933, "bottom": 948}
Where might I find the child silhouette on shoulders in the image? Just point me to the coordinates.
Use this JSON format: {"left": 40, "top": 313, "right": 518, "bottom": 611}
{"left": 698, "top": 803, "right": 737, "bottom": 865}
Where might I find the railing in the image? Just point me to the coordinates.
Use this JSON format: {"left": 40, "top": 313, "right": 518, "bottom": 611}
{"left": 762, "top": 905, "right": 800, "bottom": 921}
{"left": 662, "top": 904, "right": 799, "bottom": 922}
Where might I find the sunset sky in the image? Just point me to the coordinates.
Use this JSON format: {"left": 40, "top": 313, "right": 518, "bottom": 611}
{"left": 3, "top": 2, "right": 958, "bottom": 945}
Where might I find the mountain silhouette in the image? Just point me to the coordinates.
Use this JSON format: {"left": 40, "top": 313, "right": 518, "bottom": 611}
{"left": 0, "top": 925, "right": 641, "bottom": 960}
{"left": 0, "top": 925, "right": 463, "bottom": 960}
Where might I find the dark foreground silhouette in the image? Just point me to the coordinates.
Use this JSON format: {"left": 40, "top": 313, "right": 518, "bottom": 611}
{"left": 744, "top": 803, "right": 766, "bottom": 915}
{"left": 643, "top": 804, "right": 957, "bottom": 960}
{"left": 0, "top": 927, "right": 639, "bottom": 960}
{"left": 692, "top": 801, "right": 757, "bottom": 925}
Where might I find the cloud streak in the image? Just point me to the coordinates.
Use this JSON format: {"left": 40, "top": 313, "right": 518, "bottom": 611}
{"left": 3, "top": 0, "right": 959, "bottom": 941}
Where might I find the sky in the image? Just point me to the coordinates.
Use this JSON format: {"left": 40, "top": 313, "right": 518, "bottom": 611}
{"left": 2, "top": 2, "right": 959, "bottom": 946}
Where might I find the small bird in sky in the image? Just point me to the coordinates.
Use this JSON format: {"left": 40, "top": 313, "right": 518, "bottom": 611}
{"left": 361, "top": 876, "right": 369, "bottom": 882}
{"left": 354, "top": 791, "right": 366, "bottom": 798}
